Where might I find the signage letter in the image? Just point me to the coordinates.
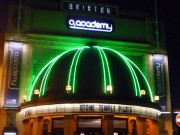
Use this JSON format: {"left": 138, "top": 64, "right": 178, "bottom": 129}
{"left": 101, "top": 7, "right": 104, "bottom": 14}
{"left": 107, "top": 8, "right": 111, "bottom": 14}
{"left": 88, "top": 5, "right": 91, "bottom": 12}
{"left": 69, "top": 3, "right": 73, "bottom": 10}
{"left": 76, "top": 4, "right": 80, "bottom": 10}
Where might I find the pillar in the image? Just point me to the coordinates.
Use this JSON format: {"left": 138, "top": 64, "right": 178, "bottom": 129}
{"left": 64, "top": 115, "right": 75, "bottom": 135}
{"left": 136, "top": 117, "right": 147, "bottom": 135}
{"left": 151, "top": 119, "right": 159, "bottom": 135}
{"left": 103, "top": 114, "right": 114, "bottom": 135}
{"left": 32, "top": 117, "right": 43, "bottom": 135}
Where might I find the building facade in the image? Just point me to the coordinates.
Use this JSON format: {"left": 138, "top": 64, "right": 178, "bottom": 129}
{"left": 0, "top": 0, "right": 172, "bottom": 135}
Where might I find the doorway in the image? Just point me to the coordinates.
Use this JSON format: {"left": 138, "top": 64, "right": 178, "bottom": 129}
{"left": 77, "top": 117, "right": 102, "bottom": 135}
{"left": 51, "top": 118, "right": 64, "bottom": 135}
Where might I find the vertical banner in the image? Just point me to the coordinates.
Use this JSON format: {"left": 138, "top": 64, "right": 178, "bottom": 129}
{"left": 153, "top": 54, "right": 166, "bottom": 111}
{"left": 4, "top": 42, "right": 23, "bottom": 108}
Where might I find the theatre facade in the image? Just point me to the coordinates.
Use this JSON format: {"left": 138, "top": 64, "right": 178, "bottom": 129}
{"left": 0, "top": 0, "right": 172, "bottom": 135}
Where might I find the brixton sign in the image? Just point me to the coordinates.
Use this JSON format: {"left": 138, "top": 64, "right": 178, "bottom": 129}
{"left": 68, "top": 18, "right": 113, "bottom": 32}
{"left": 63, "top": 2, "right": 117, "bottom": 16}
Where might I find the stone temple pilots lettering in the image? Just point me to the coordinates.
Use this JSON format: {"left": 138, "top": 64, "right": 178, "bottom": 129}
{"left": 68, "top": 19, "right": 113, "bottom": 32}
{"left": 80, "top": 104, "right": 132, "bottom": 113}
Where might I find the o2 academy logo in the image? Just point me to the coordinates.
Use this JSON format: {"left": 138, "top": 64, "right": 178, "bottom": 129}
{"left": 67, "top": 18, "right": 113, "bottom": 32}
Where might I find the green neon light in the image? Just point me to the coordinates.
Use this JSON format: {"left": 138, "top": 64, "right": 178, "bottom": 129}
{"left": 99, "top": 47, "right": 112, "bottom": 87}
{"left": 29, "top": 48, "right": 81, "bottom": 101}
{"left": 67, "top": 49, "right": 82, "bottom": 91}
{"left": 29, "top": 60, "right": 53, "bottom": 101}
{"left": 72, "top": 47, "right": 89, "bottom": 93}
{"left": 102, "top": 47, "right": 153, "bottom": 102}
{"left": 67, "top": 46, "right": 89, "bottom": 93}
{"left": 29, "top": 46, "right": 153, "bottom": 102}
{"left": 122, "top": 56, "right": 140, "bottom": 96}
{"left": 119, "top": 54, "right": 152, "bottom": 100}
{"left": 40, "top": 59, "right": 56, "bottom": 96}
{"left": 100, "top": 47, "right": 139, "bottom": 96}
{"left": 127, "top": 58, "right": 154, "bottom": 101}
{"left": 94, "top": 46, "right": 107, "bottom": 93}
{"left": 94, "top": 46, "right": 112, "bottom": 93}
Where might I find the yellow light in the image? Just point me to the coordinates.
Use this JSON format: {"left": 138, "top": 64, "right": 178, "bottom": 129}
{"left": 154, "top": 95, "right": 159, "bottom": 101}
{"left": 140, "top": 90, "right": 146, "bottom": 95}
{"left": 66, "top": 85, "right": 72, "bottom": 91}
{"left": 107, "top": 85, "right": 112, "bottom": 92}
{"left": 34, "top": 89, "right": 40, "bottom": 95}
{"left": 22, "top": 95, "right": 27, "bottom": 100}
{"left": 22, "top": 95, "right": 27, "bottom": 102}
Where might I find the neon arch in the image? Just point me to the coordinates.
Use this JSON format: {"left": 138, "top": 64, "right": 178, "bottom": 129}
{"left": 29, "top": 47, "right": 83, "bottom": 101}
{"left": 101, "top": 47, "right": 154, "bottom": 102}
{"left": 29, "top": 46, "right": 154, "bottom": 102}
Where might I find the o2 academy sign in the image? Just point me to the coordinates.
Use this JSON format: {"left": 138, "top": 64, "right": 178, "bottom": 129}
{"left": 67, "top": 18, "right": 113, "bottom": 32}
{"left": 63, "top": 1, "right": 117, "bottom": 16}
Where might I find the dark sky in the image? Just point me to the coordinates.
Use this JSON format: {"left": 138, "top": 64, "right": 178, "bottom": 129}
{"left": 0, "top": 0, "right": 179, "bottom": 108}
{"left": 163, "top": 1, "right": 179, "bottom": 110}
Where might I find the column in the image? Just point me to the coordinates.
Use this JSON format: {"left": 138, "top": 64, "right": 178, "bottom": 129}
{"left": 32, "top": 117, "right": 43, "bottom": 135}
{"left": 136, "top": 117, "right": 147, "bottom": 135}
{"left": 64, "top": 115, "right": 75, "bottom": 135}
{"left": 151, "top": 119, "right": 159, "bottom": 135}
{"left": 103, "top": 114, "right": 114, "bottom": 135}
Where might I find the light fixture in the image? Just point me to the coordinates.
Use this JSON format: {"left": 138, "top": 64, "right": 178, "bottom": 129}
{"left": 140, "top": 90, "right": 146, "bottom": 96}
{"left": 22, "top": 95, "right": 27, "bottom": 102}
{"left": 154, "top": 95, "right": 159, "bottom": 101}
{"left": 66, "top": 85, "right": 72, "bottom": 92}
{"left": 34, "top": 89, "right": 40, "bottom": 95}
{"left": 107, "top": 85, "right": 113, "bottom": 92}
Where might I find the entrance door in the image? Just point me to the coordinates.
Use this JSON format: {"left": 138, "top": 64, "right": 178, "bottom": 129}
{"left": 51, "top": 118, "right": 64, "bottom": 135}
{"left": 77, "top": 117, "right": 102, "bottom": 135}
{"left": 78, "top": 128, "right": 102, "bottom": 135}
{"left": 114, "top": 118, "right": 128, "bottom": 135}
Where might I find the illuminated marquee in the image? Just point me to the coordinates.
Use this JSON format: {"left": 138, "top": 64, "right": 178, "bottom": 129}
{"left": 4, "top": 42, "right": 23, "bottom": 108}
{"left": 68, "top": 18, "right": 113, "bottom": 32}
{"left": 21, "top": 103, "right": 161, "bottom": 119}
{"left": 153, "top": 54, "right": 167, "bottom": 111}
{"left": 153, "top": 54, "right": 165, "bottom": 96}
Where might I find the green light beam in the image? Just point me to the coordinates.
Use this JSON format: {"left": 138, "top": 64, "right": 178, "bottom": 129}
{"left": 29, "top": 48, "right": 81, "bottom": 101}
{"left": 102, "top": 47, "right": 153, "bottom": 102}
{"left": 94, "top": 46, "right": 107, "bottom": 93}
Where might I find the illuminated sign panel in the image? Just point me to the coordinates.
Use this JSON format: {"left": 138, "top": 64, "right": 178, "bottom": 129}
{"left": 4, "top": 42, "right": 23, "bottom": 108}
{"left": 21, "top": 103, "right": 161, "bottom": 119}
{"left": 67, "top": 18, "right": 113, "bottom": 32}
{"left": 63, "top": 2, "right": 117, "bottom": 16}
{"left": 153, "top": 54, "right": 165, "bottom": 96}
{"left": 153, "top": 54, "right": 167, "bottom": 111}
